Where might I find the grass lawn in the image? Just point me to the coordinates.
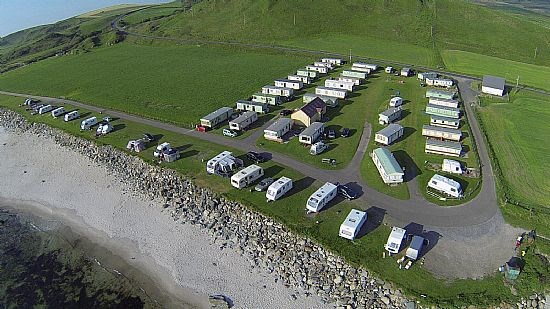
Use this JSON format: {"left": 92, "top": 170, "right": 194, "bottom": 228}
{"left": 360, "top": 75, "right": 481, "bottom": 205}
{"left": 0, "top": 43, "right": 311, "bottom": 127}
{"left": 477, "top": 91, "right": 550, "bottom": 236}
{"left": 442, "top": 50, "right": 550, "bottom": 92}
{"left": 1, "top": 93, "right": 546, "bottom": 307}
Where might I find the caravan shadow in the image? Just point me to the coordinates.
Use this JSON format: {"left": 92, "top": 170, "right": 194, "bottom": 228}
{"left": 404, "top": 222, "right": 424, "bottom": 236}
{"left": 112, "top": 123, "right": 126, "bottom": 132}
{"left": 181, "top": 149, "right": 199, "bottom": 159}
{"left": 174, "top": 144, "right": 192, "bottom": 152}
{"left": 356, "top": 206, "right": 386, "bottom": 239}
{"left": 80, "top": 112, "right": 92, "bottom": 119}
{"left": 401, "top": 127, "right": 416, "bottom": 141}
{"left": 342, "top": 181, "right": 364, "bottom": 198}
{"left": 153, "top": 133, "right": 164, "bottom": 141}
{"left": 285, "top": 176, "right": 315, "bottom": 198}
{"left": 418, "top": 230, "right": 441, "bottom": 259}
{"left": 263, "top": 165, "right": 284, "bottom": 178}
{"left": 393, "top": 150, "right": 420, "bottom": 182}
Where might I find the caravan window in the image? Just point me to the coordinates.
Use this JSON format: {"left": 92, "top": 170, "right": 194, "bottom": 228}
{"left": 307, "top": 198, "right": 318, "bottom": 207}
{"left": 431, "top": 180, "right": 438, "bottom": 185}
{"left": 451, "top": 188, "right": 456, "bottom": 192}
{"left": 341, "top": 230, "right": 352, "bottom": 236}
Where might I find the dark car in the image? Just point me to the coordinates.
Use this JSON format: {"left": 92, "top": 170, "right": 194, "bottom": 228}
{"left": 341, "top": 128, "right": 350, "bottom": 138}
{"left": 327, "top": 129, "right": 337, "bottom": 139}
{"left": 246, "top": 151, "right": 267, "bottom": 163}
{"left": 338, "top": 184, "right": 358, "bottom": 200}
{"left": 279, "top": 109, "right": 293, "bottom": 116}
{"left": 255, "top": 177, "right": 274, "bottom": 192}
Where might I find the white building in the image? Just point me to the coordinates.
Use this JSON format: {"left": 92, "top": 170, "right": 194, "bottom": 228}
{"left": 375, "top": 123, "right": 403, "bottom": 145}
{"left": 231, "top": 164, "right": 264, "bottom": 189}
{"left": 266, "top": 177, "right": 293, "bottom": 202}
{"left": 425, "top": 139, "right": 462, "bottom": 157}
{"left": 427, "top": 174, "right": 462, "bottom": 198}
{"left": 429, "top": 97, "right": 460, "bottom": 109}
{"left": 200, "top": 107, "right": 234, "bottom": 128}
{"left": 296, "top": 69, "right": 319, "bottom": 78}
{"left": 442, "top": 159, "right": 463, "bottom": 174}
{"left": 321, "top": 58, "right": 344, "bottom": 66}
{"left": 315, "top": 86, "right": 348, "bottom": 99}
{"left": 339, "top": 209, "right": 367, "bottom": 240}
{"left": 341, "top": 70, "right": 368, "bottom": 79}
{"left": 305, "top": 65, "right": 329, "bottom": 74}
{"left": 426, "top": 77, "right": 454, "bottom": 88}
{"left": 482, "top": 75, "right": 505, "bottom": 96}
{"left": 390, "top": 97, "right": 403, "bottom": 107}
{"left": 371, "top": 147, "right": 404, "bottom": 184}
{"left": 262, "top": 85, "right": 294, "bottom": 98}
{"left": 337, "top": 76, "right": 362, "bottom": 85}
{"left": 325, "top": 79, "right": 355, "bottom": 91}
{"left": 275, "top": 79, "right": 303, "bottom": 90}
{"left": 236, "top": 100, "right": 269, "bottom": 114}
{"left": 288, "top": 74, "right": 311, "bottom": 84}
{"left": 298, "top": 122, "right": 325, "bottom": 145}
{"left": 385, "top": 227, "right": 406, "bottom": 254}
{"left": 430, "top": 115, "right": 460, "bottom": 129}
{"left": 379, "top": 107, "right": 402, "bottom": 125}
{"left": 306, "top": 182, "right": 338, "bottom": 213}
{"left": 422, "top": 125, "right": 462, "bottom": 141}
{"left": 229, "top": 111, "right": 258, "bottom": 131}
{"left": 264, "top": 118, "right": 293, "bottom": 142}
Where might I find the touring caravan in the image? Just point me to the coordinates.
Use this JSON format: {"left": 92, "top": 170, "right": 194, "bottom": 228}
{"left": 64, "top": 111, "right": 80, "bottom": 122}
{"left": 154, "top": 142, "right": 172, "bottom": 158}
{"left": 306, "top": 182, "right": 338, "bottom": 213}
{"left": 385, "top": 227, "right": 406, "bottom": 254}
{"left": 162, "top": 149, "right": 180, "bottom": 163}
{"left": 38, "top": 105, "right": 53, "bottom": 115}
{"left": 339, "top": 209, "right": 367, "bottom": 240}
{"left": 266, "top": 176, "right": 293, "bottom": 201}
{"left": 442, "top": 159, "right": 463, "bottom": 174}
{"left": 427, "top": 174, "right": 462, "bottom": 198}
{"left": 95, "top": 122, "right": 113, "bottom": 136}
{"left": 310, "top": 141, "right": 328, "bottom": 155}
{"left": 390, "top": 97, "right": 403, "bottom": 107}
{"left": 51, "top": 107, "right": 65, "bottom": 118}
{"left": 230, "top": 165, "right": 264, "bottom": 189}
{"left": 206, "top": 151, "right": 243, "bottom": 176}
{"left": 126, "top": 140, "right": 146, "bottom": 153}
{"left": 80, "top": 116, "right": 98, "bottom": 130}
{"left": 406, "top": 236, "right": 425, "bottom": 261}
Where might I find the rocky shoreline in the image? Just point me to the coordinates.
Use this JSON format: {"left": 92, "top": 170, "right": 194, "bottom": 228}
{"left": 0, "top": 108, "right": 546, "bottom": 309}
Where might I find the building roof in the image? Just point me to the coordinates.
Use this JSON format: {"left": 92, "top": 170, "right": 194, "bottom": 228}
{"left": 482, "top": 75, "right": 505, "bottom": 90}
{"left": 300, "top": 122, "right": 325, "bottom": 137}
{"left": 276, "top": 79, "right": 300, "bottom": 84}
{"left": 237, "top": 100, "right": 267, "bottom": 108}
{"left": 376, "top": 123, "right": 403, "bottom": 137}
{"left": 265, "top": 117, "right": 292, "bottom": 132}
{"left": 341, "top": 209, "right": 367, "bottom": 229}
{"left": 426, "top": 88, "right": 456, "bottom": 98}
{"left": 430, "top": 114, "right": 460, "bottom": 123}
{"left": 253, "top": 92, "right": 279, "bottom": 98}
{"left": 295, "top": 97, "right": 327, "bottom": 118}
{"left": 426, "top": 104, "right": 460, "bottom": 113}
{"left": 230, "top": 111, "right": 256, "bottom": 124}
{"left": 430, "top": 174, "right": 461, "bottom": 189}
{"left": 316, "top": 86, "right": 347, "bottom": 93}
{"left": 426, "top": 139, "right": 462, "bottom": 150}
{"left": 201, "top": 107, "right": 233, "bottom": 121}
{"left": 422, "top": 125, "right": 462, "bottom": 135}
{"left": 379, "top": 107, "right": 401, "bottom": 117}
{"left": 373, "top": 147, "right": 404, "bottom": 175}
{"left": 263, "top": 85, "right": 292, "bottom": 91}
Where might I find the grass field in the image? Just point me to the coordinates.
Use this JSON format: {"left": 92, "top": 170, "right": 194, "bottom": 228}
{"left": 77, "top": 4, "right": 148, "bottom": 18}
{"left": 0, "top": 43, "right": 311, "bottom": 127}
{"left": 442, "top": 50, "right": 550, "bottom": 91}
{"left": 477, "top": 91, "right": 550, "bottom": 235}
{"left": 1, "top": 93, "right": 546, "bottom": 307}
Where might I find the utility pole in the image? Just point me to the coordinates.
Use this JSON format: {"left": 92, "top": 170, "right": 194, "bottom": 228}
{"left": 293, "top": 13, "right": 296, "bottom": 26}
{"left": 349, "top": 49, "right": 352, "bottom": 63}
{"left": 515, "top": 75, "right": 520, "bottom": 93}
{"left": 534, "top": 47, "right": 538, "bottom": 60}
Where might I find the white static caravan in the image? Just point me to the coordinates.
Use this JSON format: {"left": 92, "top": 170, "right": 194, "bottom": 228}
{"left": 231, "top": 164, "right": 264, "bottom": 189}
{"left": 321, "top": 58, "right": 344, "bottom": 66}
{"left": 51, "top": 107, "right": 65, "bottom": 118}
{"left": 252, "top": 93, "right": 283, "bottom": 106}
{"left": 339, "top": 209, "right": 368, "bottom": 240}
{"left": 303, "top": 93, "right": 340, "bottom": 107}
{"left": 64, "top": 110, "right": 80, "bottom": 122}
{"left": 229, "top": 111, "right": 258, "bottom": 131}
{"left": 425, "top": 139, "right": 462, "bottom": 157}
{"left": 422, "top": 125, "right": 462, "bottom": 141}
{"left": 315, "top": 86, "right": 348, "bottom": 99}
{"left": 400, "top": 67, "right": 412, "bottom": 77}
{"left": 406, "top": 236, "right": 425, "bottom": 261}
{"left": 385, "top": 226, "right": 407, "bottom": 254}
{"left": 428, "top": 174, "right": 462, "bottom": 198}
{"left": 266, "top": 176, "right": 293, "bottom": 202}
{"left": 313, "top": 61, "right": 334, "bottom": 69}
{"left": 38, "top": 104, "right": 53, "bottom": 115}
{"left": 236, "top": 100, "right": 269, "bottom": 114}
{"left": 429, "top": 97, "right": 460, "bottom": 109}
{"left": 288, "top": 74, "right": 311, "bottom": 84}
{"left": 375, "top": 123, "right": 404, "bottom": 146}
{"left": 296, "top": 69, "right": 319, "bottom": 79}
{"left": 372, "top": 147, "right": 404, "bottom": 184}
{"left": 426, "top": 77, "right": 454, "bottom": 88}
{"left": 430, "top": 115, "right": 460, "bottom": 129}
{"left": 337, "top": 76, "right": 362, "bottom": 86}
{"left": 305, "top": 65, "right": 329, "bottom": 74}
{"left": 341, "top": 70, "right": 368, "bottom": 79}
{"left": 264, "top": 118, "right": 293, "bottom": 142}
{"left": 325, "top": 79, "right": 355, "bottom": 91}
{"left": 275, "top": 79, "right": 303, "bottom": 90}
{"left": 200, "top": 107, "right": 234, "bottom": 128}
{"left": 80, "top": 116, "right": 98, "bottom": 130}
{"left": 299, "top": 122, "right": 325, "bottom": 145}
{"left": 206, "top": 151, "right": 242, "bottom": 175}
{"left": 389, "top": 96, "right": 403, "bottom": 107}
{"left": 306, "top": 182, "right": 338, "bottom": 213}
{"left": 262, "top": 85, "right": 294, "bottom": 98}
{"left": 351, "top": 65, "right": 371, "bottom": 73}
{"left": 353, "top": 62, "right": 378, "bottom": 71}
{"left": 442, "top": 159, "right": 463, "bottom": 174}
{"left": 385, "top": 66, "right": 394, "bottom": 74}
{"left": 418, "top": 72, "right": 438, "bottom": 80}
{"left": 379, "top": 107, "right": 402, "bottom": 125}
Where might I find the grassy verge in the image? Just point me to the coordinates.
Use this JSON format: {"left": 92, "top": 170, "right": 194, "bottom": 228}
{"left": 2, "top": 93, "right": 546, "bottom": 307}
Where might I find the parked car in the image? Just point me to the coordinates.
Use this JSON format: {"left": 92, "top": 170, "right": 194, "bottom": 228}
{"left": 279, "top": 109, "right": 292, "bottom": 116}
{"left": 223, "top": 128, "right": 238, "bottom": 137}
{"left": 143, "top": 133, "right": 155, "bottom": 142}
{"left": 255, "top": 178, "right": 274, "bottom": 192}
{"left": 341, "top": 128, "right": 350, "bottom": 138}
{"left": 338, "top": 184, "right": 358, "bottom": 200}
{"left": 247, "top": 151, "right": 266, "bottom": 163}
{"left": 327, "top": 129, "right": 337, "bottom": 139}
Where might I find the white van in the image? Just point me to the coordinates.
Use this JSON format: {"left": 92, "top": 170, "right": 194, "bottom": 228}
{"left": 51, "top": 107, "right": 66, "bottom": 118}
{"left": 64, "top": 111, "right": 80, "bottom": 122}
{"left": 38, "top": 105, "right": 53, "bottom": 115}
{"left": 306, "top": 182, "right": 338, "bottom": 213}
{"left": 154, "top": 142, "right": 172, "bottom": 158}
{"left": 80, "top": 116, "right": 98, "bottom": 130}
{"left": 310, "top": 141, "right": 328, "bottom": 155}
{"left": 339, "top": 209, "right": 367, "bottom": 240}
{"left": 266, "top": 177, "right": 293, "bottom": 201}
{"left": 231, "top": 164, "right": 264, "bottom": 189}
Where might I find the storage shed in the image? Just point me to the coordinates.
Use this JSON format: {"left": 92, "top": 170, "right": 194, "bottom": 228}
{"left": 298, "top": 122, "right": 325, "bottom": 145}
{"left": 325, "top": 79, "right": 355, "bottom": 91}
{"left": 236, "top": 100, "right": 269, "bottom": 114}
{"left": 252, "top": 93, "right": 283, "bottom": 105}
{"left": 422, "top": 125, "right": 462, "bottom": 141}
{"left": 229, "top": 111, "right": 258, "bottom": 131}
{"left": 372, "top": 147, "right": 404, "bottom": 184}
{"left": 430, "top": 115, "right": 460, "bottom": 129}
{"left": 425, "top": 139, "right": 462, "bottom": 157}
{"left": 337, "top": 76, "right": 362, "bottom": 85}
{"left": 200, "top": 107, "right": 234, "bottom": 128}
{"left": 275, "top": 79, "right": 303, "bottom": 90}
{"left": 262, "top": 85, "right": 294, "bottom": 98}
{"left": 305, "top": 65, "right": 329, "bottom": 74}
{"left": 291, "top": 98, "right": 327, "bottom": 127}
{"left": 379, "top": 107, "right": 402, "bottom": 125}
{"left": 425, "top": 89, "right": 456, "bottom": 100}
{"left": 425, "top": 104, "right": 460, "bottom": 119}
{"left": 264, "top": 118, "right": 293, "bottom": 142}
{"left": 315, "top": 86, "right": 348, "bottom": 99}
{"left": 296, "top": 69, "right": 319, "bottom": 78}
{"left": 375, "top": 123, "right": 404, "bottom": 145}
{"left": 482, "top": 75, "right": 506, "bottom": 96}
{"left": 341, "top": 70, "right": 368, "bottom": 79}
{"left": 401, "top": 67, "right": 412, "bottom": 77}
{"left": 288, "top": 74, "right": 311, "bottom": 84}
{"left": 429, "top": 97, "right": 460, "bottom": 108}
{"left": 303, "top": 93, "right": 340, "bottom": 107}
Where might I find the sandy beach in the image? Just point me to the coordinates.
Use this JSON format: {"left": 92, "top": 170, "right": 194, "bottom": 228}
{"left": 0, "top": 127, "right": 329, "bottom": 309}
